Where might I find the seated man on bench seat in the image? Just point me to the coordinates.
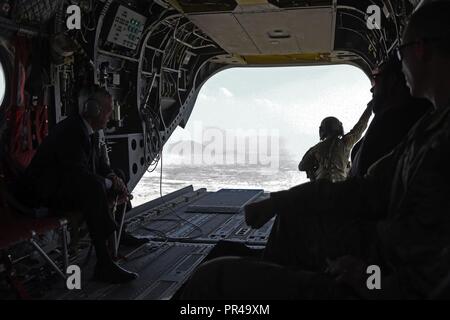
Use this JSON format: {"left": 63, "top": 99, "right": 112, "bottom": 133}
{"left": 26, "top": 85, "right": 138, "bottom": 284}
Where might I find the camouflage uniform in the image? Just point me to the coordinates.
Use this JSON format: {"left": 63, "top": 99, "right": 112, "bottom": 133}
{"left": 266, "top": 106, "right": 450, "bottom": 298}
{"left": 299, "top": 106, "right": 372, "bottom": 182}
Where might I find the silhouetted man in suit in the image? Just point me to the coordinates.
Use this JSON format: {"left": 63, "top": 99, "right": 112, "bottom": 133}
{"left": 349, "top": 57, "right": 431, "bottom": 178}
{"left": 26, "top": 85, "right": 138, "bottom": 283}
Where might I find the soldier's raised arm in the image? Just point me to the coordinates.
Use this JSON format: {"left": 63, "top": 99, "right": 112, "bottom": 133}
{"left": 343, "top": 102, "right": 373, "bottom": 148}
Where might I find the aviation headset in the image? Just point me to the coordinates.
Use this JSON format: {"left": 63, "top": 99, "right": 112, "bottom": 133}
{"left": 319, "top": 117, "right": 344, "bottom": 140}
{"left": 79, "top": 85, "right": 110, "bottom": 118}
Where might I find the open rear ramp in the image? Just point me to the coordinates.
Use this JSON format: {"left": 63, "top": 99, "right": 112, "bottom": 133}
{"left": 44, "top": 186, "right": 272, "bottom": 300}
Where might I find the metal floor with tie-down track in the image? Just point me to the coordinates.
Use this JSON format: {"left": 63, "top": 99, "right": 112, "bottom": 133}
{"left": 42, "top": 186, "right": 274, "bottom": 300}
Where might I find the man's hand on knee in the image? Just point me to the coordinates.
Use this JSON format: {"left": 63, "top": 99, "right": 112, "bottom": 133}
{"left": 109, "top": 174, "right": 129, "bottom": 205}
{"left": 244, "top": 198, "right": 275, "bottom": 229}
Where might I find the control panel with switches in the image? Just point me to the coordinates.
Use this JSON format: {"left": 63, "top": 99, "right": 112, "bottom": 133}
{"left": 107, "top": 5, "right": 147, "bottom": 50}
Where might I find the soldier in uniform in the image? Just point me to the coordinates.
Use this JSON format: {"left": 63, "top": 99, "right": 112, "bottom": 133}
{"left": 180, "top": 2, "right": 450, "bottom": 299}
{"left": 298, "top": 104, "right": 372, "bottom": 182}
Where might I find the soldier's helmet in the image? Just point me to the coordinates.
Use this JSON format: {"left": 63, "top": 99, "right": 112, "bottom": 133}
{"left": 319, "top": 117, "right": 344, "bottom": 140}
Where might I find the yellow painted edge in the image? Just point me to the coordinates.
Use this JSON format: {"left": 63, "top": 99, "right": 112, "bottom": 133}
{"left": 242, "top": 53, "right": 331, "bottom": 64}
{"left": 235, "top": 0, "right": 269, "bottom": 5}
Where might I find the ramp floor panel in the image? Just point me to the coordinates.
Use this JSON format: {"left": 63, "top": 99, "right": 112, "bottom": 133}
{"left": 185, "top": 189, "right": 264, "bottom": 213}
{"left": 46, "top": 241, "right": 213, "bottom": 300}
{"left": 38, "top": 188, "right": 273, "bottom": 300}
{"left": 128, "top": 190, "right": 273, "bottom": 246}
